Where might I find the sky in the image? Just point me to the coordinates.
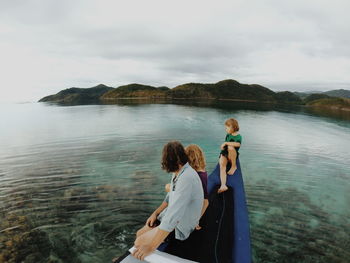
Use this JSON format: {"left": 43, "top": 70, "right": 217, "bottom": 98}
{"left": 0, "top": 0, "right": 350, "bottom": 102}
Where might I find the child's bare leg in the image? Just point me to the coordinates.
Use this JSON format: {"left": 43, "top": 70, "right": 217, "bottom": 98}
{"left": 227, "top": 146, "right": 237, "bottom": 175}
{"left": 218, "top": 155, "right": 228, "bottom": 193}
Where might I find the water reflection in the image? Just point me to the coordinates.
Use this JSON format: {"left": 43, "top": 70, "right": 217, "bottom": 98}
{"left": 305, "top": 106, "right": 350, "bottom": 122}
{"left": 70, "top": 98, "right": 350, "bottom": 122}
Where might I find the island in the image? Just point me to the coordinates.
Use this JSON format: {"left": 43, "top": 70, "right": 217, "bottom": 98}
{"left": 38, "top": 79, "right": 350, "bottom": 111}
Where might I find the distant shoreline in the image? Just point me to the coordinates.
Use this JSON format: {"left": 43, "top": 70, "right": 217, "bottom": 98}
{"left": 38, "top": 79, "right": 350, "bottom": 112}
{"left": 66, "top": 97, "right": 350, "bottom": 111}
{"left": 305, "top": 104, "right": 350, "bottom": 112}
{"left": 102, "top": 96, "right": 260, "bottom": 103}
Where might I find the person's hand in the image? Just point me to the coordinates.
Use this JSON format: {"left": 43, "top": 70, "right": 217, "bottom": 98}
{"left": 195, "top": 224, "right": 202, "bottom": 230}
{"left": 218, "top": 184, "right": 228, "bottom": 193}
{"left": 165, "top": 183, "right": 171, "bottom": 193}
{"left": 132, "top": 243, "right": 155, "bottom": 261}
{"left": 220, "top": 142, "right": 227, "bottom": 150}
{"left": 146, "top": 213, "right": 157, "bottom": 227}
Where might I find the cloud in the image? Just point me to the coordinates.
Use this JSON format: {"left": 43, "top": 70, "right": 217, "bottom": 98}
{"left": 0, "top": 0, "right": 350, "bottom": 102}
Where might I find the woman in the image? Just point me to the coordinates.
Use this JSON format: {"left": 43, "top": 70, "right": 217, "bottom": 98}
{"left": 132, "top": 141, "right": 204, "bottom": 261}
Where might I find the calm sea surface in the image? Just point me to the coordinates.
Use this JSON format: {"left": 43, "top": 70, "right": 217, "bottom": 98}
{"left": 0, "top": 101, "right": 349, "bottom": 263}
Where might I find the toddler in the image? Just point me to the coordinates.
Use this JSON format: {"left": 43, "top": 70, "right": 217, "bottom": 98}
{"left": 218, "top": 118, "right": 242, "bottom": 193}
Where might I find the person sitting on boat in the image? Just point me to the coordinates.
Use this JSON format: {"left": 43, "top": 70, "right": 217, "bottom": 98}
{"left": 132, "top": 141, "right": 204, "bottom": 261}
{"left": 184, "top": 144, "right": 209, "bottom": 230}
{"left": 136, "top": 143, "right": 209, "bottom": 235}
{"left": 161, "top": 144, "right": 209, "bottom": 230}
{"left": 218, "top": 118, "right": 242, "bottom": 193}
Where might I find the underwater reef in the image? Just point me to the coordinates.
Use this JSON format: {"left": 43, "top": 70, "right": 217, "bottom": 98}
{"left": 0, "top": 213, "right": 51, "bottom": 263}
{"left": 0, "top": 166, "right": 161, "bottom": 263}
{"left": 246, "top": 180, "right": 350, "bottom": 263}
{"left": 2, "top": 178, "right": 349, "bottom": 262}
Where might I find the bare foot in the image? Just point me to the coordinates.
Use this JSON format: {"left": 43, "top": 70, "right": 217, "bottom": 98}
{"left": 227, "top": 166, "right": 237, "bottom": 175}
{"left": 218, "top": 185, "right": 228, "bottom": 193}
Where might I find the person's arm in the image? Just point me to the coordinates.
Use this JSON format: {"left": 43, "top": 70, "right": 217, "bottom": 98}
{"left": 195, "top": 199, "right": 209, "bottom": 230}
{"left": 224, "top": 141, "right": 241, "bottom": 147}
{"left": 197, "top": 172, "right": 209, "bottom": 218}
{"left": 220, "top": 142, "right": 227, "bottom": 150}
{"left": 149, "top": 228, "right": 170, "bottom": 249}
{"left": 201, "top": 199, "right": 209, "bottom": 217}
{"left": 154, "top": 201, "right": 168, "bottom": 215}
{"left": 146, "top": 201, "right": 168, "bottom": 227}
{"left": 132, "top": 228, "right": 170, "bottom": 260}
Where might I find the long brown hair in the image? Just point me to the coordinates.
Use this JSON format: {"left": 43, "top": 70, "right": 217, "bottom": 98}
{"left": 185, "top": 144, "right": 206, "bottom": 171}
{"left": 161, "top": 141, "right": 188, "bottom": 173}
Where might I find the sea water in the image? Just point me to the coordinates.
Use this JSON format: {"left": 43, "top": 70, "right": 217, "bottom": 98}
{"left": 0, "top": 101, "right": 349, "bottom": 262}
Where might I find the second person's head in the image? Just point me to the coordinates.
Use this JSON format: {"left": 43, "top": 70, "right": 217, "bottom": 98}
{"left": 185, "top": 144, "right": 206, "bottom": 172}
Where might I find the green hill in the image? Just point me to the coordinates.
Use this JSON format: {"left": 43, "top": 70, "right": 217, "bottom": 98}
{"left": 101, "top": 84, "right": 168, "bottom": 99}
{"left": 306, "top": 97, "right": 350, "bottom": 111}
{"left": 323, "top": 89, "right": 350, "bottom": 99}
{"left": 39, "top": 82, "right": 350, "bottom": 108}
{"left": 294, "top": 89, "right": 350, "bottom": 100}
{"left": 38, "top": 79, "right": 311, "bottom": 105}
{"left": 39, "top": 84, "right": 114, "bottom": 104}
{"left": 274, "top": 91, "right": 302, "bottom": 104}
{"left": 293, "top": 91, "right": 314, "bottom": 99}
{"left": 100, "top": 79, "right": 302, "bottom": 104}
{"left": 303, "top": 93, "right": 331, "bottom": 104}
{"left": 168, "top": 79, "right": 279, "bottom": 102}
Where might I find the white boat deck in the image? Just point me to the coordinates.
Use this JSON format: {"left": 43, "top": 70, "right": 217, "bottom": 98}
{"left": 120, "top": 247, "right": 198, "bottom": 263}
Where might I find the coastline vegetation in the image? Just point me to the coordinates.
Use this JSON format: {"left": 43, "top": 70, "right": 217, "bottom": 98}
{"left": 306, "top": 97, "right": 350, "bottom": 111}
{"left": 38, "top": 79, "right": 350, "bottom": 111}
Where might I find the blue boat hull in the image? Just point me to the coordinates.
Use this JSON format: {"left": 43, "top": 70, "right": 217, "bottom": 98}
{"left": 207, "top": 159, "right": 252, "bottom": 263}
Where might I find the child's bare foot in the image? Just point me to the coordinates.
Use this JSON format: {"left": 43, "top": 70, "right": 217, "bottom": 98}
{"left": 218, "top": 184, "right": 228, "bottom": 193}
{"left": 227, "top": 166, "right": 237, "bottom": 175}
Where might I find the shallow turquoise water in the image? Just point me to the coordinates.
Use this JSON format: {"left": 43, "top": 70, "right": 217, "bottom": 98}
{"left": 0, "top": 102, "right": 349, "bottom": 262}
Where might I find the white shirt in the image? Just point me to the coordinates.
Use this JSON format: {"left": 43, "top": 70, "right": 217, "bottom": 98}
{"left": 158, "top": 163, "right": 204, "bottom": 240}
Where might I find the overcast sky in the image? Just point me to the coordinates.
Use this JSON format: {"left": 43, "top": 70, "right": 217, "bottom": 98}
{"left": 1, "top": 0, "right": 350, "bottom": 102}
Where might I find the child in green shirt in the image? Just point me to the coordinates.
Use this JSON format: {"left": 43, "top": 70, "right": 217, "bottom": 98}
{"left": 218, "top": 118, "right": 242, "bottom": 193}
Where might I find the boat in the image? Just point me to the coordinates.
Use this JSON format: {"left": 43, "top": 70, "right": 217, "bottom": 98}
{"left": 115, "top": 158, "right": 251, "bottom": 263}
{"left": 206, "top": 159, "right": 252, "bottom": 263}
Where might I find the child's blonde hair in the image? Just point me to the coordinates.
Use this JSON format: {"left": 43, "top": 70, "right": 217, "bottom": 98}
{"left": 225, "top": 118, "right": 239, "bottom": 132}
{"left": 185, "top": 144, "right": 206, "bottom": 171}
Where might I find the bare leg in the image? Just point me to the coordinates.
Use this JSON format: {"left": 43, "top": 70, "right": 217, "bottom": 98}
{"left": 218, "top": 155, "right": 228, "bottom": 193}
{"left": 227, "top": 146, "right": 237, "bottom": 175}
